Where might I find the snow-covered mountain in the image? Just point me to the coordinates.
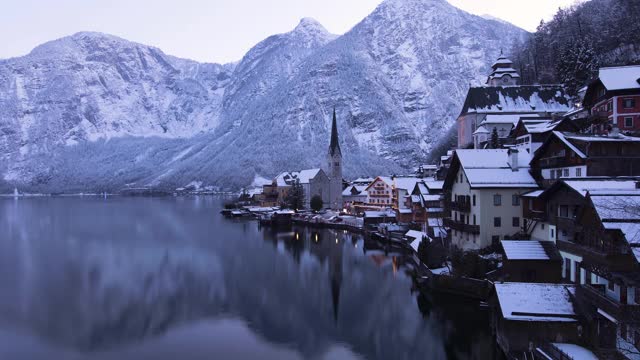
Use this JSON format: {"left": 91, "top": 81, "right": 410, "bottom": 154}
{"left": 0, "top": 0, "right": 527, "bottom": 192}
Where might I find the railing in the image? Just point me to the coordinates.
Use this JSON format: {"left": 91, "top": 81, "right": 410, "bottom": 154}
{"left": 577, "top": 284, "right": 640, "bottom": 323}
{"left": 443, "top": 218, "right": 480, "bottom": 234}
{"left": 446, "top": 200, "right": 471, "bottom": 212}
{"left": 527, "top": 210, "right": 547, "bottom": 221}
{"left": 589, "top": 110, "right": 610, "bottom": 122}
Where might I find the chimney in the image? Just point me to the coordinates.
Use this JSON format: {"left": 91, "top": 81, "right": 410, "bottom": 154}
{"left": 508, "top": 148, "right": 519, "bottom": 171}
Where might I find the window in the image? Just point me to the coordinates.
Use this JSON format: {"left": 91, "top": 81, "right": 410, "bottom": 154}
{"left": 625, "top": 117, "right": 634, "bottom": 128}
{"left": 575, "top": 168, "right": 582, "bottom": 177}
{"left": 512, "top": 217, "right": 520, "bottom": 227}
{"left": 623, "top": 98, "right": 636, "bottom": 109}
{"left": 607, "top": 102, "right": 612, "bottom": 112}
{"left": 607, "top": 280, "right": 615, "bottom": 291}
{"left": 473, "top": 215, "right": 476, "bottom": 225}
{"left": 559, "top": 205, "right": 569, "bottom": 218}
{"left": 460, "top": 173, "right": 463, "bottom": 183}
{"left": 492, "top": 236, "right": 500, "bottom": 246}
{"left": 541, "top": 223, "right": 545, "bottom": 229}
{"left": 493, "top": 194, "right": 502, "bottom": 206}
{"left": 472, "top": 194, "right": 476, "bottom": 206}
{"left": 551, "top": 228, "right": 555, "bottom": 239}
{"left": 556, "top": 169, "right": 563, "bottom": 178}
{"left": 494, "top": 217, "right": 502, "bottom": 227}
{"left": 564, "top": 258, "right": 571, "bottom": 279}
{"left": 563, "top": 169, "right": 569, "bottom": 177}
{"left": 574, "top": 262, "right": 581, "bottom": 284}
{"left": 512, "top": 194, "right": 520, "bottom": 206}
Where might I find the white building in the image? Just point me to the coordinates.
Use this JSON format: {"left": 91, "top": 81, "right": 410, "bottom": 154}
{"left": 443, "top": 149, "right": 539, "bottom": 251}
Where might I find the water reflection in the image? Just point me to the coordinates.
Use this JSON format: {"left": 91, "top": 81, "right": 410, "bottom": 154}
{"left": 0, "top": 197, "right": 493, "bottom": 359}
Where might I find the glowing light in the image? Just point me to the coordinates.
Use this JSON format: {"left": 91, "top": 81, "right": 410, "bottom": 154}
{"left": 315, "top": 234, "right": 318, "bottom": 242}
{"left": 295, "top": 233, "right": 299, "bottom": 240}
{"left": 336, "top": 238, "right": 339, "bottom": 244}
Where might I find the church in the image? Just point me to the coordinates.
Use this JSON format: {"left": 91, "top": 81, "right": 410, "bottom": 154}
{"left": 263, "top": 109, "right": 344, "bottom": 210}
{"left": 457, "top": 52, "right": 572, "bottom": 149}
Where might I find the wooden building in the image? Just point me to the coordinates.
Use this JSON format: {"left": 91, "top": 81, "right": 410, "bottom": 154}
{"left": 492, "top": 283, "right": 582, "bottom": 358}
{"left": 500, "top": 240, "right": 562, "bottom": 283}
{"left": 583, "top": 65, "right": 640, "bottom": 135}
{"left": 530, "top": 131, "right": 640, "bottom": 187}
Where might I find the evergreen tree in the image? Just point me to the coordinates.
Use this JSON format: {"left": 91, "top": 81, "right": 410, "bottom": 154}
{"left": 310, "top": 195, "right": 323, "bottom": 212}
{"left": 285, "top": 179, "right": 305, "bottom": 211}
{"left": 556, "top": 39, "right": 598, "bottom": 97}
{"left": 490, "top": 127, "right": 500, "bottom": 149}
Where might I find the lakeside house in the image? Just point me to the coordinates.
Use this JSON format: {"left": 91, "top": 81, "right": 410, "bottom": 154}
{"left": 443, "top": 149, "right": 538, "bottom": 251}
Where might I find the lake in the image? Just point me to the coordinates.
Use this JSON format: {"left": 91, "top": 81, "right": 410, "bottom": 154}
{"left": 0, "top": 196, "right": 497, "bottom": 360}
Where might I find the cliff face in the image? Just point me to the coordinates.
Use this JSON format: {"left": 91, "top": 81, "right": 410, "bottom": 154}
{"left": 0, "top": 0, "right": 526, "bottom": 192}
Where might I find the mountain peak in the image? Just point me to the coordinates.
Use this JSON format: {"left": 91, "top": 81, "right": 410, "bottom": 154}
{"left": 293, "top": 17, "right": 330, "bottom": 35}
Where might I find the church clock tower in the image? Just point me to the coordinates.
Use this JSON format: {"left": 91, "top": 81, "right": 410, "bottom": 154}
{"left": 327, "top": 109, "right": 343, "bottom": 210}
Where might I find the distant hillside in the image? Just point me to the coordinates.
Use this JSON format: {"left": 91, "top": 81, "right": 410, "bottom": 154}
{"left": 511, "top": 0, "right": 640, "bottom": 95}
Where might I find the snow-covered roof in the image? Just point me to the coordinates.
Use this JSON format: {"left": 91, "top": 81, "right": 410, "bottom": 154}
{"left": 394, "top": 177, "right": 420, "bottom": 191}
{"left": 406, "top": 230, "right": 428, "bottom": 240}
{"left": 422, "top": 194, "right": 441, "bottom": 201}
{"left": 455, "top": 149, "right": 538, "bottom": 188}
{"left": 297, "top": 169, "right": 321, "bottom": 184}
{"left": 424, "top": 180, "right": 444, "bottom": 191}
{"left": 460, "top": 85, "right": 571, "bottom": 116}
{"left": 411, "top": 194, "right": 422, "bottom": 203}
{"left": 494, "top": 283, "right": 577, "bottom": 322}
{"left": 591, "top": 195, "right": 640, "bottom": 221}
{"left": 364, "top": 210, "right": 396, "bottom": 218}
{"left": 342, "top": 185, "right": 367, "bottom": 196}
{"left": 482, "top": 114, "right": 537, "bottom": 125}
{"left": 275, "top": 169, "right": 323, "bottom": 186}
{"left": 564, "top": 179, "right": 640, "bottom": 197}
{"left": 501, "top": 240, "right": 558, "bottom": 261}
{"left": 603, "top": 222, "right": 640, "bottom": 245}
{"left": 598, "top": 65, "right": 640, "bottom": 91}
{"left": 473, "top": 126, "right": 490, "bottom": 135}
{"left": 522, "top": 190, "right": 544, "bottom": 198}
{"left": 550, "top": 343, "right": 598, "bottom": 360}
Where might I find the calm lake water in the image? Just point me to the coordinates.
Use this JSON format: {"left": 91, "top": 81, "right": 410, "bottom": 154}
{"left": 0, "top": 196, "right": 496, "bottom": 360}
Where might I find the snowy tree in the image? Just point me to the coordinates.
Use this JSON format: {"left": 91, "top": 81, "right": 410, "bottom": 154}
{"left": 556, "top": 39, "right": 598, "bottom": 97}
{"left": 490, "top": 127, "right": 500, "bottom": 149}
{"left": 310, "top": 195, "right": 323, "bottom": 212}
{"left": 286, "top": 179, "right": 305, "bottom": 211}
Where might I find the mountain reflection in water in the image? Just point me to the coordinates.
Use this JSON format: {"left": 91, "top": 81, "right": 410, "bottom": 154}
{"left": 0, "top": 197, "right": 496, "bottom": 360}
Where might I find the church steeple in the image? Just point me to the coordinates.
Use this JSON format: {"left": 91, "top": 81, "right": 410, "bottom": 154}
{"left": 326, "top": 108, "right": 343, "bottom": 210}
{"left": 329, "top": 108, "right": 341, "bottom": 157}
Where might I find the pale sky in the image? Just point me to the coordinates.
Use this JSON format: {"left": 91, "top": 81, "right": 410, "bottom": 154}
{"left": 0, "top": 0, "right": 579, "bottom": 64}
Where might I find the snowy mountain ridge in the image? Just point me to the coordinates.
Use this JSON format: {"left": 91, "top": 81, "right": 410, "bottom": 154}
{"left": 0, "top": 0, "right": 527, "bottom": 192}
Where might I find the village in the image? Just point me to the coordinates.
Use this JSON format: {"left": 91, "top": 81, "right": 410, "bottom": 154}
{"left": 223, "top": 54, "right": 640, "bottom": 360}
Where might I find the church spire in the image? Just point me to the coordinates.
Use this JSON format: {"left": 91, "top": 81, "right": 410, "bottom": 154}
{"left": 329, "top": 108, "right": 341, "bottom": 156}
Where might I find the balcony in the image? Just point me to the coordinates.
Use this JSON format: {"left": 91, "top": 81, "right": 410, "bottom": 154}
{"left": 526, "top": 210, "right": 547, "bottom": 221}
{"left": 576, "top": 284, "right": 640, "bottom": 323}
{"left": 589, "top": 110, "right": 611, "bottom": 123}
{"left": 446, "top": 199, "right": 471, "bottom": 213}
{"left": 443, "top": 218, "right": 480, "bottom": 234}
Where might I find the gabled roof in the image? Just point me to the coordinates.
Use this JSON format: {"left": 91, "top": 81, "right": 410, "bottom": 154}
{"left": 535, "top": 131, "right": 640, "bottom": 162}
{"left": 274, "top": 169, "right": 323, "bottom": 186}
{"left": 494, "top": 283, "right": 577, "bottom": 322}
{"left": 364, "top": 176, "right": 393, "bottom": 191}
{"left": 482, "top": 113, "right": 538, "bottom": 126}
{"left": 501, "top": 240, "right": 561, "bottom": 261}
{"left": 342, "top": 185, "right": 367, "bottom": 196}
{"left": 445, "top": 149, "right": 538, "bottom": 189}
{"left": 394, "top": 177, "right": 421, "bottom": 192}
{"left": 598, "top": 65, "right": 640, "bottom": 91}
{"left": 459, "top": 85, "right": 571, "bottom": 117}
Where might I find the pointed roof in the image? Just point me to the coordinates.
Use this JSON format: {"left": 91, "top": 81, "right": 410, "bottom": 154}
{"left": 329, "top": 109, "right": 341, "bottom": 157}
